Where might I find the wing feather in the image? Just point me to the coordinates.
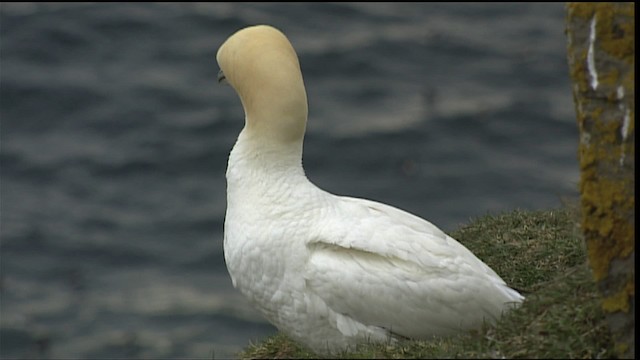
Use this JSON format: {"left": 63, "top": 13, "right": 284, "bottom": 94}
{"left": 304, "top": 196, "right": 522, "bottom": 338}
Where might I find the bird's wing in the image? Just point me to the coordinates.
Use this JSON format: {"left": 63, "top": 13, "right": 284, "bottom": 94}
{"left": 304, "top": 196, "right": 521, "bottom": 338}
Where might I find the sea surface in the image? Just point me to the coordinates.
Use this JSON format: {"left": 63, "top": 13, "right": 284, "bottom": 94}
{"left": 1, "top": 3, "right": 579, "bottom": 359}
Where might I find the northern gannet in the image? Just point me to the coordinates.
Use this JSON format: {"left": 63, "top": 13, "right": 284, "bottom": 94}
{"left": 217, "top": 24, "right": 523, "bottom": 355}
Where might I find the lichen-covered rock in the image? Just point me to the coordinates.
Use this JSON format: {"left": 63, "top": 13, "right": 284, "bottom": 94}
{"left": 565, "top": 3, "right": 635, "bottom": 358}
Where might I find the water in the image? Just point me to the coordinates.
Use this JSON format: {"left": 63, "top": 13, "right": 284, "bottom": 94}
{"left": 0, "top": 3, "right": 578, "bottom": 358}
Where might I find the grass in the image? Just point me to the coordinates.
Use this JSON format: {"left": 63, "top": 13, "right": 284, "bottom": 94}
{"left": 235, "top": 206, "right": 615, "bottom": 359}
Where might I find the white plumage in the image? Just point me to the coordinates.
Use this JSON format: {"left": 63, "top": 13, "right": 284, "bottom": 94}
{"left": 217, "top": 24, "right": 523, "bottom": 354}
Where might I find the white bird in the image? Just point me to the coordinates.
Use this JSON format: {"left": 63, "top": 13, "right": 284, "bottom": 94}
{"left": 216, "top": 24, "right": 523, "bottom": 355}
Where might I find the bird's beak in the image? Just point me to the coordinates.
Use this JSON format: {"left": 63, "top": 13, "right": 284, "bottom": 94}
{"left": 217, "top": 69, "right": 227, "bottom": 84}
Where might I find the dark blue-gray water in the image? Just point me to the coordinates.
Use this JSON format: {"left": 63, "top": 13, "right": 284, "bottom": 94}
{"left": 1, "top": 3, "right": 578, "bottom": 359}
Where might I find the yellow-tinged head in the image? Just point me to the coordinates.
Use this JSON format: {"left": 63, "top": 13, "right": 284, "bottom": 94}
{"left": 217, "top": 25, "right": 308, "bottom": 144}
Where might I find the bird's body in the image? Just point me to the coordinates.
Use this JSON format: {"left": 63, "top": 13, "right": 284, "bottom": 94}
{"left": 217, "top": 25, "right": 523, "bottom": 354}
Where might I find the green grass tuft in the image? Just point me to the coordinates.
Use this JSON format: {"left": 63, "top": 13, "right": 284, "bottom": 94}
{"left": 236, "top": 206, "right": 615, "bottom": 359}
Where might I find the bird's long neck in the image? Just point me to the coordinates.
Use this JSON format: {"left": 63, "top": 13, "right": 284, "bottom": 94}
{"left": 226, "top": 127, "right": 307, "bottom": 189}
{"left": 239, "top": 77, "right": 308, "bottom": 145}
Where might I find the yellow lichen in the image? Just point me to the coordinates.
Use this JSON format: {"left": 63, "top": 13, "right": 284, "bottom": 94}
{"left": 567, "top": 4, "right": 634, "bottom": 359}
{"left": 582, "top": 174, "right": 634, "bottom": 281}
{"left": 614, "top": 342, "right": 629, "bottom": 356}
{"left": 566, "top": 2, "right": 597, "bottom": 19}
{"left": 579, "top": 125, "right": 634, "bottom": 279}
{"left": 602, "top": 279, "right": 635, "bottom": 313}
{"left": 567, "top": 2, "right": 635, "bottom": 100}
{"left": 568, "top": 48, "right": 590, "bottom": 93}
{"left": 596, "top": 5, "right": 635, "bottom": 64}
